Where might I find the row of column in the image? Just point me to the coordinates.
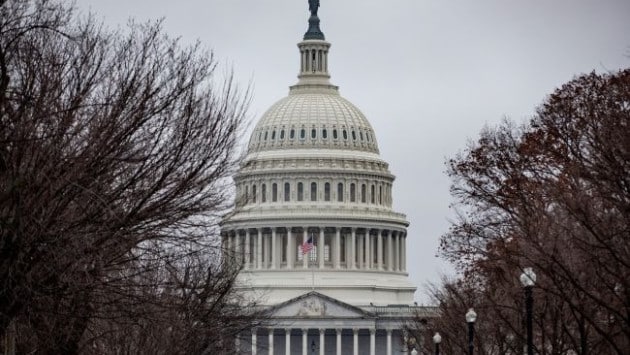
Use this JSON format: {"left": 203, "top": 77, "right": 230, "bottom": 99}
{"left": 245, "top": 328, "right": 404, "bottom": 355}
{"left": 223, "top": 227, "right": 407, "bottom": 272}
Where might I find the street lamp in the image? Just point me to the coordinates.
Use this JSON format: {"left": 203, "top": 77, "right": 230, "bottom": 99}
{"left": 466, "top": 308, "right": 477, "bottom": 355}
{"left": 520, "top": 267, "right": 536, "bottom": 355}
{"left": 433, "top": 332, "right": 442, "bottom": 355}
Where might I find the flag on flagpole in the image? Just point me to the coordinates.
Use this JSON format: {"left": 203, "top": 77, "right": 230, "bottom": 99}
{"left": 301, "top": 235, "right": 314, "bottom": 255}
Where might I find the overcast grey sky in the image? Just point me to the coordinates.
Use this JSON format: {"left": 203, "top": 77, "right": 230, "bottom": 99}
{"left": 79, "top": 0, "right": 630, "bottom": 303}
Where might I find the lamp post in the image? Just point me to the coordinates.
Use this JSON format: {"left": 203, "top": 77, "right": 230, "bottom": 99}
{"left": 433, "top": 332, "right": 442, "bottom": 355}
{"left": 520, "top": 267, "right": 536, "bottom": 355}
{"left": 466, "top": 308, "right": 477, "bottom": 355}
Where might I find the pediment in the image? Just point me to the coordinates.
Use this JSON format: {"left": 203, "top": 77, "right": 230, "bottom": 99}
{"left": 270, "top": 292, "right": 372, "bottom": 318}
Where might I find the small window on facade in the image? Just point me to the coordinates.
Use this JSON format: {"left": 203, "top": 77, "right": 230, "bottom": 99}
{"left": 252, "top": 184, "right": 257, "bottom": 203}
{"left": 297, "top": 182, "right": 304, "bottom": 201}
{"left": 361, "top": 184, "right": 366, "bottom": 203}
{"left": 371, "top": 185, "right": 375, "bottom": 203}
{"left": 245, "top": 185, "right": 249, "bottom": 203}
{"left": 262, "top": 184, "right": 267, "bottom": 203}
{"left": 258, "top": 132, "right": 262, "bottom": 141}
{"left": 333, "top": 129, "right": 338, "bottom": 139}
{"left": 324, "top": 182, "right": 330, "bottom": 201}
{"left": 280, "top": 130, "right": 285, "bottom": 139}
{"left": 311, "top": 128, "right": 316, "bottom": 139}
{"left": 366, "top": 132, "right": 371, "bottom": 142}
{"left": 264, "top": 132, "right": 268, "bottom": 140}
{"left": 271, "top": 131, "right": 276, "bottom": 140}
{"left": 322, "top": 129, "right": 328, "bottom": 139}
{"left": 352, "top": 131, "right": 357, "bottom": 141}
{"left": 360, "top": 131, "right": 364, "bottom": 141}
{"left": 290, "top": 129, "right": 295, "bottom": 139}
{"left": 284, "top": 182, "right": 290, "bottom": 202}
{"left": 310, "top": 182, "right": 317, "bottom": 201}
{"left": 350, "top": 183, "right": 356, "bottom": 202}
{"left": 343, "top": 130, "right": 348, "bottom": 140}
{"left": 300, "top": 129, "right": 306, "bottom": 139}
{"left": 272, "top": 183, "right": 278, "bottom": 202}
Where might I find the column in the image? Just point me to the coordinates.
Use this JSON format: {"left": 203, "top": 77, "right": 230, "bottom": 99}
{"left": 386, "top": 329, "right": 393, "bottom": 355}
{"left": 268, "top": 329, "right": 274, "bottom": 355}
{"left": 287, "top": 228, "right": 294, "bottom": 269}
{"left": 271, "top": 228, "right": 278, "bottom": 269}
{"left": 251, "top": 329, "right": 257, "bottom": 355}
{"left": 367, "top": 231, "right": 372, "bottom": 269}
{"left": 245, "top": 230, "right": 251, "bottom": 269}
{"left": 350, "top": 228, "right": 357, "bottom": 269}
{"left": 303, "top": 229, "right": 309, "bottom": 268}
{"left": 357, "top": 233, "right": 364, "bottom": 269}
{"left": 257, "top": 229, "right": 263, "bottom": 269}
{"left": 377, "top": 230, "right": 383, "bottom": 270}
{"left": 364, "top": 231, "right": 370, "bottom": 269}
{"left": 334, "top": 228, "right": 341, "bottom": 269}
{"left": 401, "top": 233, "right": 406, "bottom": 271}
{"left": 387, "top": 231, "right": 393, "bottom": 271}
{"left": 336, "top": 329, "right": 342, "bottom": 355}
{"left": 302, "top": 329, "right": 308, "bottom": 355}
{"left": 318, "top": 228, "right": 325, "bottom": 269}
{"left": 285, "top": 329, "right": 291, "bottom": 355}
{"left": 319, "top": 328, "right": 325, "bottom": 355}
{"left": 394, "top": 233, "right": 400, "bottom": 272}
{"left": 370, "top": 328, "right": 376, "bottom": 355}
{"left": 353, "top": 328, "right": 359, "bottom": 355}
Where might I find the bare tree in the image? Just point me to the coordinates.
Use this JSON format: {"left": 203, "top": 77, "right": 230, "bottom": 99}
{"left": 417, "top": 69, "right": 630, "bottom": 354}
{"left": 0, "top": 0, "right": 260, "bottom": 353}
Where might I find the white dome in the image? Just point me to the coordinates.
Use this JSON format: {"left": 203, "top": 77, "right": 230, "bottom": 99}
{"left": 248, "top": 86, "right": 379, "bottom": 154}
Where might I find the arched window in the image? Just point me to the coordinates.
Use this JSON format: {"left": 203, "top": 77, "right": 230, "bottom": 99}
{"left": 366, "top": 132, "right": 371, "bottom": 142}
{"left": 272, "top": 183, "right": 278, "bottom": 202}
{"left": 252, "top": 184, "right": 257, "bottom": 203}
{"left": 297, "top": 182, "right": 304, "bottom": 201}
{"left": 322, "top": 129, "right": 328, "bottom": 139}
{"left": 360, "top": 131, "right": 364, "bottom": 141}
{"left": 361, "top": 184, "right": 366, "bottom": 203}
{"left": 245, "top": 185, "right": 249, "bottom": 203}
{"left": 264, "top": 132, "right": 268, "bottom": 140}
{"left": 290, "top": 129, "right": 295, "bottom": 139}
{"left": 324, "top": 182, "right": 330, "bottom": 201}
{"left": 280, "top": 129, "right": 285, "bottom": 139}
{"left": 284, "top": 182, "right": 290, "bottom": 201}
{"left": 311, "top": 128, "right": 317, "bottom": 139}
{"left": 300, "top": 129, "right": 306, "bottom": 139}
{"left": 350, "top": 183, "right": 356, "bottom": 202}
{"left": 333, "top": 129, "right": 338, "bottom": 139}
{"left": 337, "top": 183, "right": 343, "bottom": 202}
{"left": 271, "top": 131, "right": 276, "bottom": 140}
{"left": 343, "top": 130, "right": 348, "bottom": 140}
{"left": 352, "top": 131, "right": 357, "bottom": 141}
{"left": 310, "top": 182, "right": 317, "bottom": 201}
{"left": 371, "top": 185, "right": 375, "bottom": 203}
{"left": 261, "top": 184, "right": 267, "bottom": 203}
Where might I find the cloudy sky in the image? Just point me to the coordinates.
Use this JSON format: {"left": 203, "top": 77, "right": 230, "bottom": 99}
{"left": 79, "top": 0, "right": 629, "bottom": 303}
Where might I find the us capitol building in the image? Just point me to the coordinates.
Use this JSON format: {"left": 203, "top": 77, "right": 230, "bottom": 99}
{"left": 221, "top": 2, "right": 434, "bottom": 354}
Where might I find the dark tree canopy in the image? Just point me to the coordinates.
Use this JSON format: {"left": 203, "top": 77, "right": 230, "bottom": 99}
{"left": 0, "top": 0, "right": 260, "bottom": 353}
{"left": 417, "top": 69, "right": 630, "bottom": 354}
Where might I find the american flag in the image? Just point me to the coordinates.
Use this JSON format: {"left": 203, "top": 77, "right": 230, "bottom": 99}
{"left": 301, "top": 235, "right": 314, "bottom": 255}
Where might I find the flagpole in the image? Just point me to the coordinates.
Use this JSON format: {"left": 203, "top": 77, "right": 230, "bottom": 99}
{"left": 311, "top": 233, "right": 315, "bottom": 290}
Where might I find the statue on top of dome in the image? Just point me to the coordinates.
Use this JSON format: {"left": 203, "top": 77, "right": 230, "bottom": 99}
{"left": 308, "top": 0, "right": 320, "bottom": 17}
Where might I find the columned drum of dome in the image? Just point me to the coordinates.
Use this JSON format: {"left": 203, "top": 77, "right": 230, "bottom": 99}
{"left": 221, "top": 1, "right": 416, "bottom": 309}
